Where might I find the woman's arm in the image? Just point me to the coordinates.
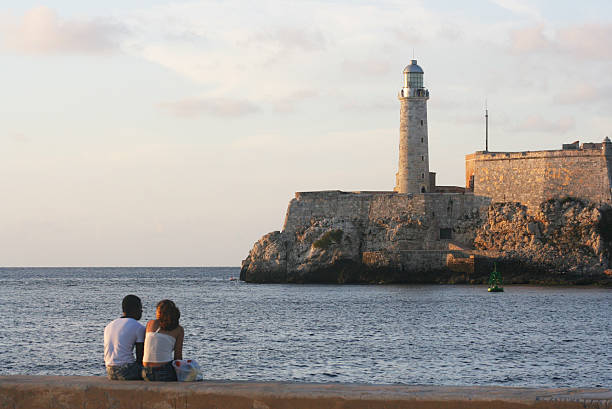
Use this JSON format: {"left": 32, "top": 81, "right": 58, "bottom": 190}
{"left": 173, "top": 326, "right": 184, "bottom": 361}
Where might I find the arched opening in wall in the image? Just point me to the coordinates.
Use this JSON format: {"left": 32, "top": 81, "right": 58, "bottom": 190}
{"left": 421, "top": 186, "right": 426, "bottom": 193}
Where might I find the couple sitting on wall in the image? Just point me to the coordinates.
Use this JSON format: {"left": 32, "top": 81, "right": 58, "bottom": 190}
{"left": 103, "top": 295, "right": 184, "bottom": 381}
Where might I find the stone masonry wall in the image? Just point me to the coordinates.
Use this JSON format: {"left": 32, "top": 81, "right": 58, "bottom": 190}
{"left": 3, "top": 376, "right": 609, "bottom": 409}
{"left": 263, "top": 191, "right": 491, "bottom": 281}
{"left": 466, "top": 145, "right": 612, "bottom": 212}
{"left": 282, "top": 191, "right": 375, "bottom": 233}
{"left": 283, "top": 191, "right": 490, "bottom": 244}
{"left": 242, "top": 191, "right": 612, "bottom": 283}
{"left": 395, "top": 97, "right": 429, "bottom": 193}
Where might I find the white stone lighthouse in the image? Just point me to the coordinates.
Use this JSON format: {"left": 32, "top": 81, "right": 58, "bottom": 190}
{"left": 394, "top": 60, "right": 430, "bottom": 194}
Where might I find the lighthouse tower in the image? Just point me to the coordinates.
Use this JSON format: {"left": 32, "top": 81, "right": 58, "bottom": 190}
{"left": 395, "top": 60, "right": 430, "bottom": 194}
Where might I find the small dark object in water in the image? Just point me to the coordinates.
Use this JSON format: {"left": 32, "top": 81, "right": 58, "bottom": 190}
{"left": 488, "top": 262, "right": 504, "bottom": 292}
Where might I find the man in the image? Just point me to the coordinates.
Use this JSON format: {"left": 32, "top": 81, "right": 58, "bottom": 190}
{"left": 104, "top": 295, "right": 145, "bottom": 380}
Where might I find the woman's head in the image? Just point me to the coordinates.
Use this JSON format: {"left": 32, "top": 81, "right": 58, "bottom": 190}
{"left": 156, "top": 299, "right": 180, "bottom": 331}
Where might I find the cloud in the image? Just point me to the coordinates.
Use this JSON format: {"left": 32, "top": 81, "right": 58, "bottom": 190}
{"left": 124, "top": 0, "right": 440, "bottom": 99}
{"left": 557, "top": 24, "right": 612, "bottom": 60}
{"left": 510, "top": 23, "right": 612, "bottom": 60}
{"left": 9, "top": 133, "right": 30, "bottom": 143}
{"left": 249, "top": 27, "right": 326, "bottom": 53}
{"left": 452, "top": 113, "right": 486, "bottom": 125}
{"left": 510, "top": 25, "right": 550, "bottom": 53}
{"left": 271, "top": 89, "right": 318, "bottom": 113}
{"left": 341, "top": 58, "right": 391, "bottom": 77}
{"left": 0, "top": 6, "right": 124, "bottom": 55}
{"left": 554, "top": 84, "right": 603, "bottom": 104}
{"left": 511, "top": 115, "right": 575, "bottom": 133}
{"left": 243, "top": 26, "right": 327, "bottom": 65}
{"left": 159, "top": 97, "right": 260, "bottom": 118}
{"left": 490, "top": 0, "right": 542, "bottom": 21}
{"left": 436, "top": 25, "right": 463, "bottom": 42}
{"left": 391, "top": 27, "right": 423, "bottom": 44}
{"left": 341, "top": 100, "right": 395, "bottom": 112}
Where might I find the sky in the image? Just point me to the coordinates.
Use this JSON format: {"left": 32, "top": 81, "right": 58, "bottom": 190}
{"left": 1, "top": 0, "right": 612, "bottom": 266}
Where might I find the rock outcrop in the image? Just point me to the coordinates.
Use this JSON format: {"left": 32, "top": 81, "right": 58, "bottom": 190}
{"left": 474, "top": 198, "right": 612, "bottom": 279}
{"left": 240, "top": 192, "right": 612, "bottom": 285}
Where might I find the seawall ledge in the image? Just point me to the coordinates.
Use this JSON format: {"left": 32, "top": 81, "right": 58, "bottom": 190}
{"left": 1, "top": 376, "right": 611, "bottom": 409}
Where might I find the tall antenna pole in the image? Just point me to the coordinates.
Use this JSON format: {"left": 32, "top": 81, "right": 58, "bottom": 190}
{"left": 485, "top": 99, "right": 489, "bottom": 152}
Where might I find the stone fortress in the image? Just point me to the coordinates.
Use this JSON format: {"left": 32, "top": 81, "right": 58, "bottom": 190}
{"left": 466, "top": 140, "right": 612, "bottom": 212}
{"left": 240, "top": 60, "right": 612, "bottom": 284}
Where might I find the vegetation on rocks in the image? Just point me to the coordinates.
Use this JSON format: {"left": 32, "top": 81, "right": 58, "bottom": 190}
{"left": 312, "top": 229, "right": 343, "bottom": 249}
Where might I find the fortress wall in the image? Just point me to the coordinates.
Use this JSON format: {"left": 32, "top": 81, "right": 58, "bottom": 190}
{"left": 283, "top": 191, "right": 490, "bottom": 255}
{"left": 368, "top": 193, "right": 426, "bottom": 219}
{"left": 468, "top": 149, "right": 612, "bottom": 211}
{"left": 465, "top": 153, "right": 476, "bottom": 189}
{"left": 423, "top": 194, "right": 490, "bottom": 228}
{"left": 364, "top": 194, "right": 489, "bottom": 253}
{"left": 283, "top": 191, "right": 375, "bottom": 233}
{"left": 2, "top": 376, "right": 609, "bottom": 409}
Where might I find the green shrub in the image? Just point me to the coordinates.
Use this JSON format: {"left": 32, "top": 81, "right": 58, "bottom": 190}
{"left": 313, "top": 229, "right": 343, "bottom": 249}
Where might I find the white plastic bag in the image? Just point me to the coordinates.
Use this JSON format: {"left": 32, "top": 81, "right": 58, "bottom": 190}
{"left": 172, "top": 359, "right": 203, "bottom": 382}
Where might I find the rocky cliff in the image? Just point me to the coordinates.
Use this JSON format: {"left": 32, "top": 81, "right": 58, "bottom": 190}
{"left": 240, "top": 192, "right": 612, "bottom": 285}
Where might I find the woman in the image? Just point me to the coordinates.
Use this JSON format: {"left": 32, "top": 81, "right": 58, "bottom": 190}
{"left": 141, "top": 299, "right": 184, "bottom": 381}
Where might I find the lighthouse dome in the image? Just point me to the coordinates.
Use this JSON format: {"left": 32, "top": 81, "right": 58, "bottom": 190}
{"left": 403, "top": 60, "right": 424, "bottom": 73}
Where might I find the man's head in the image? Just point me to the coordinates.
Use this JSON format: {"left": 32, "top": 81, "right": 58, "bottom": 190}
{"left": 121, "top": 295, "right": 142, "bottom": 320}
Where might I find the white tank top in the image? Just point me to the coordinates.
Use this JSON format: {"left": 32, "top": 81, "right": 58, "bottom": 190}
{"left": 143, "top": 328, "right": 176, "bottom": 363}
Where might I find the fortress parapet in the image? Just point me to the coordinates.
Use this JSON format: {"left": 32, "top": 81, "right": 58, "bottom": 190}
{"left": 466, "top": 138, "right": 612, "bottom": 211}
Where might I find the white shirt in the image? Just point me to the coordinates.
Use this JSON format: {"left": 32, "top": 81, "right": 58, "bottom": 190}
{"left": 104, "top": 317, "right": 145, "bottom": 366}
{"left": 143, "top": 329, "right": 176, "bottom": 363}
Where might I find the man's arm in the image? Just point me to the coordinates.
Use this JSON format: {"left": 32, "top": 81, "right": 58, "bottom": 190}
{"left": 134, "top": 342, "right": 144, "bottom": 364}
{"left": 134, "top": 322, "right": 147, "bottom": 365}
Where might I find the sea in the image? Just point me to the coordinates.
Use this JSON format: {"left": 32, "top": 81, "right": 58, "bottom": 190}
{"left": 0, "top": 267, "right": 609, "bottom": 387}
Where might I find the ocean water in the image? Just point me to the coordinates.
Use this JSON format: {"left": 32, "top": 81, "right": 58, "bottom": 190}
{"left": 0, "top": 267, "right": 609, "bottom": 387}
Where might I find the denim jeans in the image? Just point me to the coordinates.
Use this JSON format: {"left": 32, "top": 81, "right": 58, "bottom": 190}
{"left": 106, "top": 362, "right": 142, "bottom": 380}
{"left": 142, "top": 361, "right": 177, "bottom": 382}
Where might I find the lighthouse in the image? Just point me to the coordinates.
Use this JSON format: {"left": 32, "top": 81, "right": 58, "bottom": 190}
{"left": 395, "top": 60, "right": 430, "bottom": 194}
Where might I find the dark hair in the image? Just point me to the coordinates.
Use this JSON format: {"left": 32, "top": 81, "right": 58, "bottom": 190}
{"left": 157, "top": 299, "right": 180, "bottom": 331}
{"left": 122, "top": 295, "right": 142, "bottom": 314}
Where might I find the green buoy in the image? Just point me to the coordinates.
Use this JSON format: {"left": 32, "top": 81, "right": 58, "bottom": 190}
{"left": 488, "top": 262, "right": 504, "bottom": 292}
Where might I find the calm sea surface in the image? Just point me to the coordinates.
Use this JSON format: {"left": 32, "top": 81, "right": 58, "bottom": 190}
{"left": 0, "top": 267, "right": 609, "bottom": 387}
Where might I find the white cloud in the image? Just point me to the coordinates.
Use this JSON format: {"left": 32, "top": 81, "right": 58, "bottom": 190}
{"left": 554, "top": 84, "right": 602, "bottom": 104}
{"left": 123, "top": 0, "right": 443, "bottom": 102}
{"left": 159, "top": 97, "right": 260, "bottom": 118}
{"left": 510, "top": 24, "right": 551, "bottom": 53}
{"left": 557, "top": 23, "right": 612, "bottom": 60}
{"left": 510, "top": 23, "right": 612, "bottom": 60}
{"left": 490, "top": 0, "right": 543, "bottom": 21}
{"left": 9, "top": 133, "right": 30, "bottom": 143}
{"left": 0, "top": 6, "right": 124, "bottom": 55}
{"left": 341, "top": 58, "right": 392, "bottom": 77}
{"left": 271, "top": 89, "right": 319, "bottom": 113}
{"left": 247, "top": 26, "right": 326, "bottom": 54}
{"left": 511, "top": 115, "right": 575, "bottom": 133}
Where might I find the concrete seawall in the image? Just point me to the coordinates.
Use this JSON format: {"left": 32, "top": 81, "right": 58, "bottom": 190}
{"left": 1, "top": 376, "right": 611, "bottom": 409}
